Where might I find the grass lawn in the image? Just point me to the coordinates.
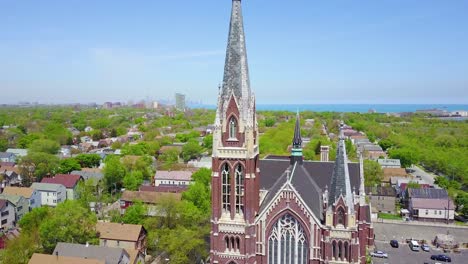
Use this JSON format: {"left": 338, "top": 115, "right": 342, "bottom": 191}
{"left": 378, "top": 213, "right": 402, "bottom": 220}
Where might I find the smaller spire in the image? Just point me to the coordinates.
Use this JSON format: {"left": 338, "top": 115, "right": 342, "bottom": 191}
{"left": 290, "top": 111, "right": 303, "bottom": 165}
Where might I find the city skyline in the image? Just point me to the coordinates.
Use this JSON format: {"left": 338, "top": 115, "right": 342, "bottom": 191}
{"left": 1, "top": 0, "right": 467, "bottom": 104}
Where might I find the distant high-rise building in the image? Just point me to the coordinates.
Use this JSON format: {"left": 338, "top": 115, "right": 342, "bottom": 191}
{"left": 175, "top": 93, "right": 186, "bottom": 111}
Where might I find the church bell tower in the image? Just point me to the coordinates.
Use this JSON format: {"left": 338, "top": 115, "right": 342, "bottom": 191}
{"left": 210, "top": 1, "right": 260, "bottom": 263}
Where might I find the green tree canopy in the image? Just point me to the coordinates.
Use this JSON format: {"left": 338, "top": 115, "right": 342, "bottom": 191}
{"left": 29, "top": 139, "right": 60, "bottom": 154}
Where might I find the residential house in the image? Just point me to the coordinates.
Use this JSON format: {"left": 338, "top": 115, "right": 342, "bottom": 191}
{"left": 377, "top": 158, "right": 401, "bottom": 168}
{"left": 365, "top": 186, "right": 397, "bottom": 214}
{"left": 382, "top": 168, "right": 408, "bottom": 185}
{"left": 2, "top": 186, "right": 41, "bottom": 210}
{"left": 31, "top": 183, "right": 66, "bottom": 207}
{"left": 154, "top": 170, "right": 193, "bottom": 186}
{"left": 139, "top": 184, "right": 187, "bottom": 193}
{"left": 0, "top": 166, "right": 22, "bottom": 189}
{"left": 120, "top": 190, "right": 181, "bottom": 216}
{"left": 71, "top": 169, "right": 104, "bottom": 188}
{"left": 5, "top": 148, "right": 28, "bottom": 158}
{"left": 28, "top": 253, "right": 105, "bottom": 264}
{"left": 0, "top": 194, "right": 28, "bottom": 225}
{"left": 53, "top": 242, "right": 131, "bottom": 264}
{"left": 407, "top": 188, "right": 455, "bottom": 223}
{"left": 41, "top": 174, "right": 83, "bottom": 200}
{"left": 0, "top": 152, "right": 16, "bottom": 163}
{"left": 96, "top": 222, "right": 147, "bottom": 255}
{"left": 0, "top": 199, "right": 15, "bottom": 229}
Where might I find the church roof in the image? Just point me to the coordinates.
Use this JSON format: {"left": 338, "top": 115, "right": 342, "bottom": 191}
{"left": 221, "top": 0, "right": 251, "bottom": 102}
{"left": 328, "top": 124, "right": 354, "bottom": 210}
{"left": 259, "top": 158, "right": 361, "bottom": 220}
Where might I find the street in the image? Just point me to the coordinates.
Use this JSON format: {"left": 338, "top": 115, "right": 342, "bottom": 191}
{"left": 410, "top": 165, "right": 438, "bottom": 186}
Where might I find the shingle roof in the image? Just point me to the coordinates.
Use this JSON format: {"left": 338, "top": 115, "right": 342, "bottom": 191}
{"left": 71, "top": 170, "right": 103, "bottom": 186}
{"left": 121, "top": 190, "right": 181, "bottom": 204}
{"left": 0, "top": 152, "right": 15, "bottom": 159}
{"left": 31, "top": 182, "right": 65, "bottom": 192}
{"left": 155, "top": 170, "right": 193, "bottom": 181}
{"left": 28, "top": 253, "right": 105, "bottom": 264}
{"left": 411, "top": 198, "right": 455, "bottom": 210}
{"left": 0, "top": 194, "right": 24, "bottom": 206}
{"left": 259, "top": 159, "right": 361, "bottom": 220}
{"left": 53, "top": 242, "right": 129, "bottom": 264}
{"left": 408, "top": 188, "right": 448, "bottom": 199}
{"left": 96, "top": 222, "right": 144, "bottom": 242}
{"left": 365, "top": 186, "right": 396, "bottom": 197}
{"left": 329, "top": 126, "right": 353, "bottom": 210}
{"left": 3, "top": 187, "right": 34, "bottom": 198}
{"left": 41, "top": 174, "right": 82, "bottom": 188}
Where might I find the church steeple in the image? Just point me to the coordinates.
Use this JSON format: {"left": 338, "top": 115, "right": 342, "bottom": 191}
{"left": 329, "top": 122, "right": 354, "bottom": 212}
{"left": 220, "top": 0, "right": 251, "bottom": 103}
{"left": 290, "top": 111, "right": 303, "bottom": 165}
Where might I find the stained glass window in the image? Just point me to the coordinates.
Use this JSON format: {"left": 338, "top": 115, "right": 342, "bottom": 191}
{"left": 268, "top": 214, "right": 308, "bottom": 264}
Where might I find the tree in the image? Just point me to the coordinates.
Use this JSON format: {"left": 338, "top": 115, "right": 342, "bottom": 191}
{"left": 407, "top": 181, "right": 421, "bottom": 189}
{"left": 202, "top": 134, "right": 213, "bottom": 150}
{"left": 364, "top": 159, "right": 383, "bottom": 187}
{"left": 39, "top": 200, "right": 98, "bottom": 253}
{"left": 181, "top": 139, "right": 203, "bottom": 162}
{"left": 0, "top": 233, "right": 38, "bottom": 264}
{"left": 378, "top": 138, "right": 394, "bottom": 151}
{"left": 29, "top": 139, "right": 60, "bottom": 154}
{"left": 57, "top": 158, "right": 81, "bottom": 174}
{"left": 76, "top": 179, "right": 98, "bottom": 209}
{"left": 103, "top": 155, "right": 126, "bottom": 191}
{"left": 0, "top": 138, "right": 7, "bottom": 152}
{"left": 122, "top": 201, "right": 146, "bottom": 225}
{"left": 19, "top": 152, "right": 60, "bottom": 183}
{"left": 123, "top": 171, "right": 144, "bottom": 191}
{"left": 388, "top": 148, "right": 418, "bottom": 168}
{"left": 75, "top": 154, "right": 101, "bottom": 168}
{"left": 264, "top": 117, "right": 276, "bottom": 127}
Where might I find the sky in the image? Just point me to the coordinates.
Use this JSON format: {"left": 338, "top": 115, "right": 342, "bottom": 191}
{"left": 1, "top": 0, "right": 467, "bottom": 105}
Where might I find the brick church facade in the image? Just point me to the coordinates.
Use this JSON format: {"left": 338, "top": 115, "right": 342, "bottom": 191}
{"left": 210, "top": 1, "right": 374, "bottom": 264}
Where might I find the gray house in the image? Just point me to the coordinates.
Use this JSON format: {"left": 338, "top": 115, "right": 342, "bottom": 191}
{"left": 0, "top": 199, "right": 15, "bottom": 229}
{"left": 366, "top": 186, "right": 397, "bottom": 214}
{"left": 0, "top": 194, "right": 28, "bottom": 225}
{"left": 0, "top": 152, "right": 16, "bottom": 163}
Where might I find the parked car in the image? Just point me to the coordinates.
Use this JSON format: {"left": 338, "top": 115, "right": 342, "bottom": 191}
{"left": 370, "top": 251, "right": 388, "bottom": 258}
{"left": 454, "top": 215, "right": 468, "bottom": 223}
{"left": 421, "top": 244, "right": 430, "bottom": 252}
{"left": 430, "top": 254, "right": 451, "bottom": 262}
{"left": 390, "top": 239, "right": 399, "bottom": 248}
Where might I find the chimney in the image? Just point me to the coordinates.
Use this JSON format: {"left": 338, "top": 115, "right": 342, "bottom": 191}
{"left": 320, "top": 145, "right": 330, "bottom": 162}
{"left": 55, "top": 251, "right": 58, "bottom": 259}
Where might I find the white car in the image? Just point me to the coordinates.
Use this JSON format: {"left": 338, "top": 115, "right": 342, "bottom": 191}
{"left": 371, "top": 250, "right": 388, "bottom": 258}
{"left": 421, "top": 244, "right": 430, "bottom": 252}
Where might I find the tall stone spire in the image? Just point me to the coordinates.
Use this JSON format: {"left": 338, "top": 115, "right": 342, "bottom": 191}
{"left": 221, "top": 0, "right": 251, "bottom": 103}
{"left": 290, "top": 111, "right": 303, "bottom": 165}
{"left": 329, "top": 122, "right": 354, "bottom": 212}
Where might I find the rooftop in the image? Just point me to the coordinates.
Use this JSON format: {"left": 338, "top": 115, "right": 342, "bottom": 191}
{"left": 2, "top": 186, "right": 34, "bottom": 198}
{"left": 96, "top": 222, "right": 144, "bottom": 242}
{"left": 52, "top": 242, "right": 129, "bottom": 264}
{"left": 31, "top": 182, "right": 65, "bottom": 192}
{"left": 28, "top": 253, "right": 104, "bottom": 264}
{"left": 411, "top": 198, "right": 455, "bottom": 210}
{"left": 41, "top": 174, "right": 82, "bottom": 188}
{"left": 155, "top": 170, "right": 193, "bottom": 181}
{"left": 121, "top": 190, "right": 182, "bottom": 204}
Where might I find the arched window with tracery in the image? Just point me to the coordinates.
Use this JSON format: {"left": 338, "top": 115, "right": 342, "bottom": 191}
{"left": 268, "top": 214, "right": 308, "bottom": 264}
{"left": 332, "top": 241, "right": 337, "bottom": 260}
{"left": 229, "top": 117, "right": 237, "bottom": 139}
{"left": 236, "top": 237, "right": 240, "bottom": 252}
{"left": 235, "top": 164, "right": 244, "bottom": 214}
{"left": 225, "top": 237, "right": 230, "bottom": 251}
{"left": 222, "top": 163, "right": 231, "bottom": 212}
{"left": 337, "top": 207, "right": 345, "bottom": 226}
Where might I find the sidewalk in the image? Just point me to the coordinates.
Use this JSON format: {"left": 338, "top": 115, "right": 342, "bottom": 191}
{"left": 376, "top": 218, "right": 468, "bottom": 229}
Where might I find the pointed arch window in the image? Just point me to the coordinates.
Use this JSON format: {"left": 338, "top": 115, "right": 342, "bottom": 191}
{"left": 268, "top": 214, "right": 308, "bottom": 264}
{"left": 222, "top": 163, "right": 231, "bottom": 212}
{"left": 235, "top": 164, "right": 244, "bottom": 214}
{"left": 337, "top": 207, "right": 345, "bottom": 226}
{"left": 229, "top": 117, "right": 237, "bottom": 139}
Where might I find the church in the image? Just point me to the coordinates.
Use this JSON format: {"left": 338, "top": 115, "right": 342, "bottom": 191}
{"left": 210, "top": 1, "right": 374, "bottom": 264}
